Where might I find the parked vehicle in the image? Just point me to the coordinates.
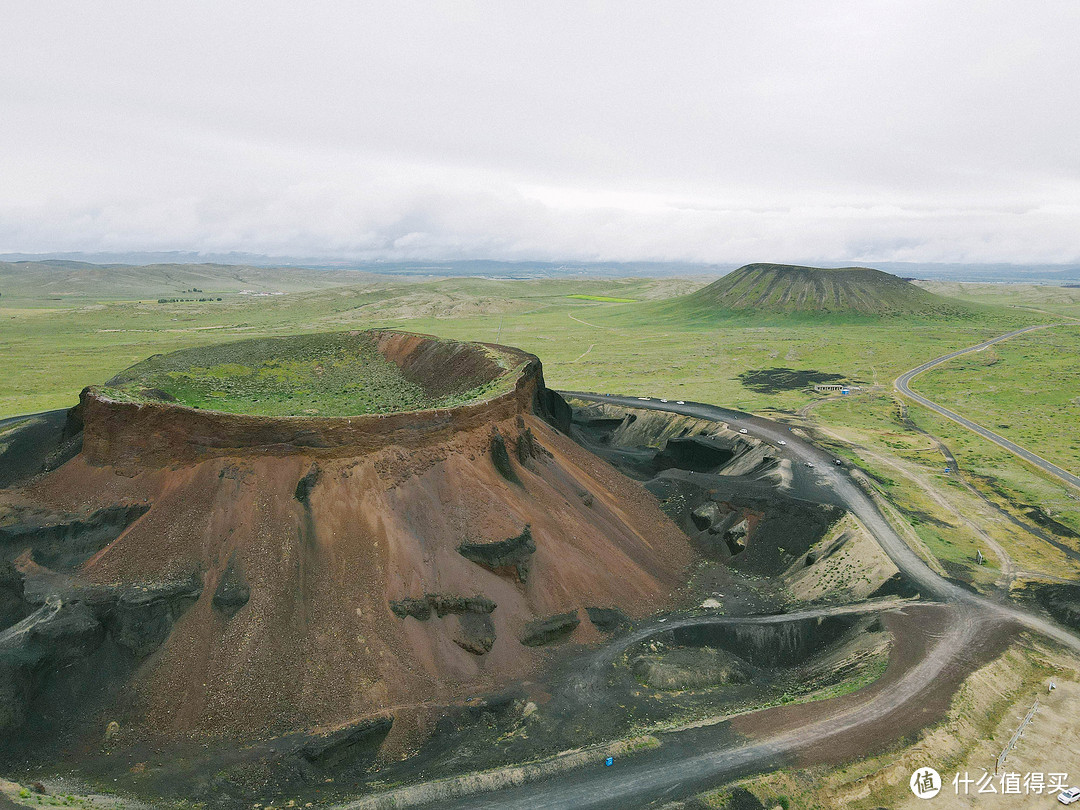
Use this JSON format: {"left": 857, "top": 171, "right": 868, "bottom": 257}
{"left": 1058, "top": 786, "right": 1080, "bottom": 805}
{"left": 738, "top": 428, "right": 749, "bottom": 434}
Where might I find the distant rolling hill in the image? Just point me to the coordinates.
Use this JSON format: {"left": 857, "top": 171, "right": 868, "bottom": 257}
{"left": 670, "top": 263, "right": 976, "bottom": 318}
{"left": 0, "top": 260, "right": 391, "bottom": 301}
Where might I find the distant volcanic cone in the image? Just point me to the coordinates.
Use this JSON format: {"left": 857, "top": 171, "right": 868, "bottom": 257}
{"left": 677, "top": 263, "right": 971, "bottom": 317}
{"left": 0, "top": 330, "right": 691, "bottom": 759}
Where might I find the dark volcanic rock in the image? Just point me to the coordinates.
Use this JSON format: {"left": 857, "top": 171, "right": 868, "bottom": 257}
{"left": 657, "top": 436, "right": 736, "bottom": 473}
{"left": 432, "top": 594, "right": 496, "bottom": 617}
{"left": 111, "top": 576, "right": 203, "bottom": 659}
{"left": 294, "top": 464, "right": 321, "bottom": 503}
{"left": 452, "top": 611, "right": 496, "bottom": 655}
{"left": 490, "top": 430, "right": 521, "bottom": 485}
{"left": 389, "top": 593, "right": 495, "bottom": 621}
{"left": 0, "top": 561, "right": 27, "bottom": 628}
{"left": 586, "top": 606, "right": 630, "bottom": 634}
{"left": 520, "top": 610, "right": 580, "bottom": 647}
{"left": 297, "top": 715, "right": 393, "bottom": 767}
{"left": 458, "top": 527, "right": 536, "bottom": 582}
{"left": 22, "top": 601, "right": 104, "bottom": 663}
{"left": 0, "top": 409, "right": 83, "bottom": 490}
{"left": 0, "top": 600, "right": 105, "bottom": 737}
{"left": 389, "top": 596, "right": 432, "bottom": 620}
{"left": 516, "top": 427, "right": 539, "bottom": 463}
{"left": 535, "top": 386, "right": 572, "bottom": 433}
{"left": 212, "top": 556, "right": 251, "bottom": 615}
{"left": 1030, "top": 583, "right": 1080, "bottom": 630}
{"left": 0, "top": 504, "right": 150, "bottom": 572}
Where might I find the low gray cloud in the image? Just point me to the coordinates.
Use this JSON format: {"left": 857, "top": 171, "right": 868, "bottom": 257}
{"left": 1, "top": 1, "right": 1078, "bottom": 263}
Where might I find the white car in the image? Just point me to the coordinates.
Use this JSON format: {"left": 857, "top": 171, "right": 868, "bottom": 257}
{"left": 777, "top": 440, "right": 786, "bottom": 446}
{"left": 676, "top": 400, "right": 685, "bottom": 405}
{"left": 1060, "top": 787, "right": 1080, "bottom": 805}
{"left": 660, "top": 398, "right": 668, "bottom": 402}
{"left": 637, "top": 397, "right": 650, "bottom": 401}
{"left": 805, "top": 462, "right": 814, "bottom": 468}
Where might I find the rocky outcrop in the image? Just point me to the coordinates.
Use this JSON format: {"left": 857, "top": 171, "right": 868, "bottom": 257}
{"left": 212, "top": 556, "right": 250, "bottom": 615}
{"left": 534, "top": 386, "right": 572, "bottom": 433}
{"left": 0, "top": 600, "right": 105, "bottom": 737}
{"left": 294, "top": 465, "right": 321, "bottom": 503}
{"left": 0, "top": 504, "right": 150, "bottom": 572}
{"left": 389, "top": 593, "right": 498, "bottom": 654}
{"left": 489, "top": 430, "right": 521, "bottom": 485}
{"left": 0, "top": 573, "right": 203, "bottom": 739}
{"left": 458, "top": 527, "right": 536, "bottom": 582}
{"left": 297, "top": 715, "right": 393, "bottom": 768}
{"left": 657, "top": 436, "right": 737, "bottom": 473}
{"left": 0, "top": 408, "right": 83, "bottom": 489}
{"left": 389, "top": 593, "right": 496, "bottom": 620}
{"left": 110, "top": 577, "right": 203, "bottom": 659}
{"left": 0, "top": 561, "right": 26, "bottom": 628}
{"left": 451, "top": 612, "right": 496, "bottom": 655}
{"left": 586, "top": 606, "right": 630, "bottom": 634}
{"left": 520, "top": 610, "right": 580, "bottom": 647}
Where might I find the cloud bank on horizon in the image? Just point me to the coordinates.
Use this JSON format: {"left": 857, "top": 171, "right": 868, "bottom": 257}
{"left": 1, "top": 1, "right": 1078, "bottom": 265}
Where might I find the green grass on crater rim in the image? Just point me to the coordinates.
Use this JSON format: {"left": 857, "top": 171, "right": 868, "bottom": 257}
{"left": 99, "top": 331, "right": 519, "bottom": 418}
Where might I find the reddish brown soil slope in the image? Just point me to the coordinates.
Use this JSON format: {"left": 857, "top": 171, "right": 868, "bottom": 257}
{"left": 13, "top": 332, "right": 691, "bottom": 746}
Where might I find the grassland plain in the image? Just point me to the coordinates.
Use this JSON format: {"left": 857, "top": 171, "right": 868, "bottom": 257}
{"left": 811, "top": 391, "right": 1080, "bottom": 583}
{"left": 913, "top": 325, "right": 1080, "bottom": 474}
{"left": 0, "top": 259, "right": 399, "bottom": 300}
{"left": 919, "top": 280, "right": 1080, "bottom": 320}
{"left": 2, "top": 269, "right": 1075, "bottom": 561}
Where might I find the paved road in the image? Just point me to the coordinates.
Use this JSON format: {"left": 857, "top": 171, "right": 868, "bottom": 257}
{"left": 566, "top": 392, "right": 1080, "bottom": 651}
{"left": 567, "top": 392, "right": 969, "bottom": 603}
{"left": 894, "top": 326, "right": 1080, "bottom": 492}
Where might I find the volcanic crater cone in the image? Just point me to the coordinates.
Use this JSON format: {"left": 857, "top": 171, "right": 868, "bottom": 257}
{"left": 679, "top": 262, "right": 971, "bottom": 317}
{"left": 0, "top": 329, "right": 691, "bottom": 759}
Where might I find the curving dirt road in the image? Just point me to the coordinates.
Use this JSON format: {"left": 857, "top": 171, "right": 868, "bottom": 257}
{"left": 348, "top": 392, "right": 1080, "bottom": 810}
{"left": 443, "top": 605, "right": 988, "bottom": 810}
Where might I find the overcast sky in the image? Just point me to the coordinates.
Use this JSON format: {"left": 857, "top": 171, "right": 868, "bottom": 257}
{"left": 2, "top": 2, "right": 1078, "bottom": 264}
